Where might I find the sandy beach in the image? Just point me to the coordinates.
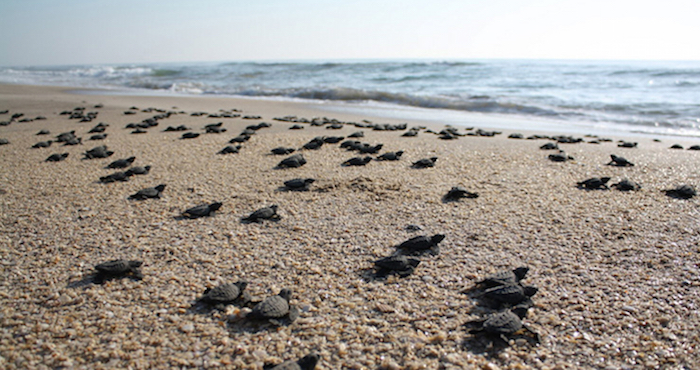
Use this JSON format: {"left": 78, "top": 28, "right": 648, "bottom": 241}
{"left": 1, "top": 83, "right": 699, "bottom": 369}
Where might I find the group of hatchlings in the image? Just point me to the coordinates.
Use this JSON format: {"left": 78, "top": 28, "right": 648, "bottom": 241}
{"left": 93, "top": 232, "right": 540, "bottom": 369}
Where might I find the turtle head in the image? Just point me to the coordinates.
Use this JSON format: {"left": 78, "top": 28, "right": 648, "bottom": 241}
{"left": 431, "top": 234, "right": 446, "bottom": 244}
{"left": 610, "top": 154, "right": 618, "bottom": 160}
{"left": 278, "top": 288, "right": 292, "bottom": 301}
{"left": 395, "top": 151, "right": 404, "bottom": 157}
{"left": 270, "top": 205, "right": 279, "bottom": 212}
{"left": 511, "top": 304, "right": 530, "bottom": 319}
{"left": 513, "top": 266, "right": 529, "bottom": 280}
{"left": 600, "top": 177, "right": 611, "bottom": 184}
{"left": 297, "top": 353, "right": 320, "bottom": 370}
{"left": 128, "top": 260, "right": 143, "bottom": 268}
{"left": 363, "top": 157, "right": 373, "bottom": 163}
{"left": 208, "top": 202, "right": 223, "bottom": 212}
{"left": 127, "top": 156, "right": 136, "bottom": 162}
{"left": 155, "top": 184, "right": 167, "bottom": 192}
{"left": 523, "top": 285, "right": 539, "bottom": 297}
{"left": 235, "top": 281, "right": 248, "bottom": 291}
{"left": 430, "top": 157, "right": 438, "bottom": 162}
{"left": 304, "top": 178, "right": 316, "bottom": 185}
{"left": 408, "top": 258, "right": 421, "bottom": 268}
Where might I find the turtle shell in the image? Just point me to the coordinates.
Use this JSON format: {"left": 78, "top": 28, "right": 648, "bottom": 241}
{"left": 374, "top": 255, "right": 420, "bottom": 271}
{"left": 397, "top": 234, "right": 445, "bottom": 253}
{"left": 478, "top": 267, "right": 529, "bottom": 288}
{"left": 95, "top": 259, "right": 141, "bottom": 274}
{"left": 183, "top": 202, "right": 222, "bottom": 218}
{"left": 201, "top": 282, "right": 247, "bottom": 304}
{"left": 483, "top": 310, "right": 523, "bottom": 335}
{"left": 483, "top": 283, "right": 538, "bottom": 305}
{"left": 251, "top": 289, "right": 291, "bottom": 319}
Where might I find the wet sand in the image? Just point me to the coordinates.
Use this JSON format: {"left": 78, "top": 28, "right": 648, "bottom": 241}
{"left": 1, "top": 84, "right": 699, "bottom": 369}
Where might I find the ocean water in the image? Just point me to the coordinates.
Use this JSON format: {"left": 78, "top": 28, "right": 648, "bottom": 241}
{"left": 2, "top": 59, "right": 700, "bottom": 137}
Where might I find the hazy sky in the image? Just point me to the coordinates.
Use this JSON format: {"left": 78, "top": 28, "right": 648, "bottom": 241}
{"left": 1, "top": 0, "right": 698, "bottom": 66}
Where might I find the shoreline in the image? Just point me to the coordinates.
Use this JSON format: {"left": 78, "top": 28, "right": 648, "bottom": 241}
{"left": 8, "top": 82, "right": 700, "bottom": 141}
{"left": 1, "top": 83, "right": 699, "bottom": 369}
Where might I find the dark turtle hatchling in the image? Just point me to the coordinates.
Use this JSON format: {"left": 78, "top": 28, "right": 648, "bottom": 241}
{"left": 468, "top": 305, "right": 539, "bottom": 345}
{"left": 36, "top": 129, "right": 50, "bottom": 135}
{"left": 284, "top": 178, "right": 315, "bottom": 191}
{"left": 548, "top": 151, "right": 574, "bottom": 162}
{"left": 618, "top": 141, "right": 637, "bottom": 148}
{"left": 32, "top": 140, "right": 53, "bottom": 149}
{"left": 199, "top": 281, "right": 250, "bottom": 309}
{"left": 612, "top": 179, "right": 641, "bottom": 191}
{"left": 271, "top": 147, "right": 296, "bottom": 155}
{"left": 277, "top": 154, "right": 307, "bottom": 169}
{"left": 94, "top": 259, "right": 143, "bottom": 283}
{"left": 55, "top": 131, "right": 77, "bottom": 143}
{"left": 374, "top": 255, "right": 420, "bottom": 277}
{"left": 100, "top": 171, "right": 130, "bottom": 183}
{"left": 90, "top": 133, "right": 108, "bottom": 140}
{"left": 323, "top": 136, "right": 345, "bottom": 144}
{"left": 242, "top": 205, "right": 280, "bottom": 223}
{"left": 348, "top": 131, "right": 364, "bottom": 138}
{"left": 396, "top": 234, "right": 445, "bottom": 255}
{"left": 664, "top": 185, "right": 696, "bottom": 199}
{"left": 129, "top": 184, "right": 166, "bottom": 200}
{"left": 480, "top": 283, "right": 538, "bottom": 308}
{"left": 476, "top": 267, "right": 530, "bottom": 289}
{"left": 577, "top": 177, "right": 611, "bottom": 190}
{"left": 248, "top": 288, "right": 299, "bottom": 326}
{"left": 539, "top": 142, "right": 559, "bottom": 150}
{"left": 411, "top": 157, "right": 438, "bottom": 169}
{"left": 46, "top": 153, "right": 69, "bottom": 162}
{"left": 342, "top": 156, "right": 372, "bottom": 166}
{"left": 62, "top": 137, "right": 82, "bottom": 146}
{"left": 376, "top": 151, "right": 404, "bottom": 161}
{"left": 443, "top": 186, "right": 479, "bottom": 201}
{"left": 688, "top": 145, "right": 700, "bottom": 150}
{"left": 125, "top": 165, "right": 151, "bottom": 176}
{"left": 84, "top": 145, "right": 113, "bottom": 159}
{"left": 218, "top": 145, "right": 241, "bottom": 155}
{"left": 107, "top": 156, "right": 136, "bottom": 169}
{"left": 669, "top": 144, "right": 684, "bottom": 149}
{"left": 265, "top": 353, "right": 320, "bottom": 370}
{"left": 181, "top": 132, "right": 199, "bottom": 139}
{"left": 607, "top": 154, "right": 634, "bottom": 167}
{"left": 182, "top": 202, "right": 223, "bottom": 219}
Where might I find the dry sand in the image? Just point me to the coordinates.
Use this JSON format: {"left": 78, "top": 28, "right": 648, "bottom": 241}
{"left": 0, "top": 84, "right": 699, "bottom": 369}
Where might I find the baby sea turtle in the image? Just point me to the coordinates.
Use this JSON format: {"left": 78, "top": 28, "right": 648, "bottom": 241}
{"left": 468, "top": 306, "right": 539, "bottom": 345}
{"left": 32, "top": 140, "right": 53, "bottom": 149}
{"left": 302, "top": 137, "right": 324, "bottom": 150}
{"left": 607, "top": 154, "right": 634, "bottom": 167}
{"left": 358, "top": 143, "right": 383, "bottom": 154}
{"left": 348, "top": 131, "right": 364, "bottom": 138}
{"left": 265, "top": 353, "right": 319, "bottom": 370}
{"left": 284, "top": 178, "right": 315, "bottom": 191}
{"left": 539, "top": 142, "right": 559, "bottom": 150}
{"left": 62, "top": 137, "right": 82, "bottom": 146}
{"left": 669, "top": 144, "right": 684, "bottom": 149}
{"left": 548, "top": 152, "right": 574, "bottom": 162}
{"left": 411, "top": 157, "right": 438, "bottom": 169}
{"left": 376, "top": 151, "right": 404, "bottom": 161}
{"left": 476, "top": 267, "right": 530, "bottom": 289}
{"left": 182, "top": 202, "right": 223, "bottom": 219}
{"left": 46, "top": 153, "right": 69, "bottom": 162}
{"left": 199, "top": 281, "right": 250, "bottom": 309}
{"left": 480, "top": 283, "right": 539, "bottom": 308}
{"left": 55, "top": 131, "right": 77, "bottom": 143}
{"left": 323, "top": 136, "right": 345, "bottom": 144}
{"left": 125, "top": 165, "right": 151, "bottom": 176}
{"left": 90, "top": 133, "right": 108, "bottom": 140}
{"left": 618, "top": 141, "right": 638, "bottom": 148}
{"left": 271, "top": 147, "right": 296, "bottom": 155}
{"left": 248, "top": 288, "right": 299, "bottom": 326}
{"left": 100, "top": 171, "right": 130, "bottom": 183}
{"left": 37, "top": 129, "right": 50, "bottom": 135}
{"left": 374, "top": 255, "right": 420, "bottom": 277}
{"left": 277, "top": 154, "right": 307, "bottom": 169}
{"left": 218, "top": 145, "right": 241, "bottom": 155}
{"left": 396, "top": 234, "right": 445, "bottom": 255}
{"left": 107, "top": 156, "right": 136, "bottom": 169}
{"left": 342, "top": 156, "right": 372, "bottom": 166}
{"left": 242, "top": 205, "right": 280, "bottom": 223}
{"left": 612, "top": 179, "right": 641, "bottom": 191}
{"left": 508, "top": 133, "right": 524, "bottom": 139}
{"left": 84, "top": 145, "right": 114, "bottom": 159}
{"left": 577, "top": 177, "right": 611, "bottom": 190}
{"left": 664, "top": 185, "right": 696, "bottom": 199}
{"left": 181, "top": 132, "right": 199, "bottom": 139}
{"left": 688, "top": 145, "right": 700, "bottom": 151}
{"left": 129, "top": 184, "right": 166, "bottom": 200}
{"left": 443, "top": 186, "right": 479, "bottom": 201}
{"left": 94, "top": 259, "right": 143, "bottom": 284}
